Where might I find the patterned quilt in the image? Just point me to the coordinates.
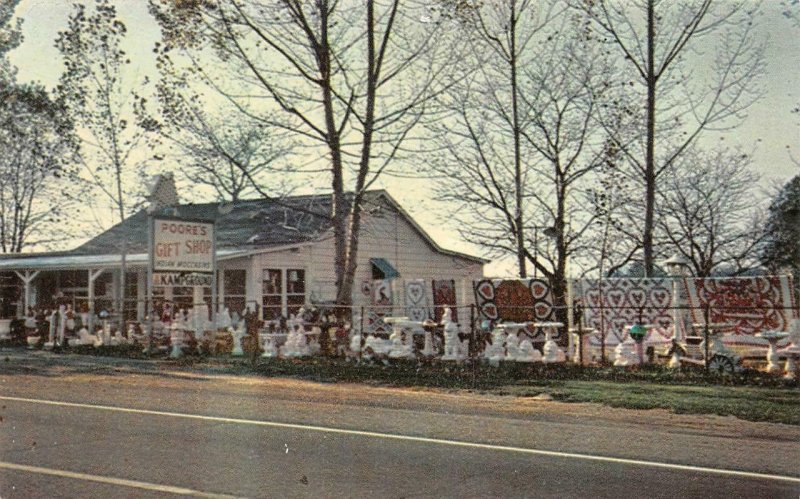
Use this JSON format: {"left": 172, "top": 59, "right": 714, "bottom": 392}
{"left": 474, "top": 278, "right": 556, "bottom": 340}
{"left": 361, "top": 279, "right": 393, "bottom": 335}
{"left": 404, "top": 279, "right": 430, "bottom": 322}
{"left": 432, "top": 279, "right": 459, "bottom": 323}
{"left": 683, "top": 276, "right": 797, "bottom": 344}
{"left": 580, "top": 278, "right": 674, "bottom": 345}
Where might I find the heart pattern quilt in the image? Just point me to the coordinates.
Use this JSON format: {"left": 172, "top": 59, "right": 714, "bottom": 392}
{"left": 580, "top": 278, "right": 674, "bottom": 345}
{"left": 405, "top": 279, "right": 430, "bottom": 322}
{"left": 473, "top": 278, "right": 556, "bottom": 339}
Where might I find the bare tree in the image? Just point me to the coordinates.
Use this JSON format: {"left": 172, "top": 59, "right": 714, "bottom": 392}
{"left": 146, "top": 103, "right": 294, "bottom": 202}
{"left": 150, "top": 0, "right": 463, "bottom": 308}
{"left": 57, "top": 0, "right": 154, "bottom": 321}
{"left": 574, "top": 0, "right": 766, "bottom": 275}
{"left": 0, "top": 84, "right": 77, "bottom": 253}
{"left": 427, "top": 2, "right": 616, "bottom": 320}
{"left": 657, "top": 146, "right": 765, "bottom": 277}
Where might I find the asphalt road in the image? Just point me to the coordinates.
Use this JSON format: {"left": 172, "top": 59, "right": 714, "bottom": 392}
{"left": 0, "top": 353, "right": 798, "bottom": 498}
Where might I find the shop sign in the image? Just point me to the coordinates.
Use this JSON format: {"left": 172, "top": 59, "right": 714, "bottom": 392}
{"left": 152, "top": 272, "right": 213, "bottom": 287}
{"left": 152, "top": 218, "right": 215, "bottom": 272}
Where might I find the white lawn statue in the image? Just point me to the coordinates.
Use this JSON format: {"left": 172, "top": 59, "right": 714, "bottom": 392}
{"left": 218, "top": 307, "right": 233, "bottom": 330}
{"left": 280, "top": 319, "right": 309, "bottom": 358}
{"left": 780, "top": 319, "right": 800, "bottom": 380}
{"left": 68, "top": 328, "right": 98, "bottom": 347}
{"left": 261, "top": 334, "right": 278, "bottom": 358}
{"left": 441, "top": 309, "right": 465, "bottom": 361}
{"left": 44, "top": 309, "right": 57, "bottom": 350}
{"left": 517, "top": 336, "right": 542, "bottom": 363}
{"left": 613, "top": 338, "right": 638, "bottom": 367}
{"left": 505, "top": 331, "right": 522, "bottom": 362}
{"left": 388, "top": 321, "right": 414, "bottom": 359}
{"left": 484, "top": 326, "right": 507, "bottom": 367}
{"left": 169, "top": 322, "right": 184, "bottom": 358}
{"left": 348, "top": 331, "right": 363, "bottom": 359}
{"left": 231, "top": 322, "right": 246, "bottom": 356}
{"left": 127, "top": 324, "right": 139, "bottom": 343}
{"left": 57, "top": 305, "right": 67, "bottom": 347}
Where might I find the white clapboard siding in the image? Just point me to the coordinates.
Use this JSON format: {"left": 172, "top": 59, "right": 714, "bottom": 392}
{"left": 240, "top": 197, "right": 484, "bottom": 313}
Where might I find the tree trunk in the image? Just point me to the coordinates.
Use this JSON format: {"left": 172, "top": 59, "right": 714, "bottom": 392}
{"left": 316, "top": 1, "right": 349, "bottom": 310}
{"left": 509, "top": 1, "right": 526, "bottom": 278}
{"left": 643, "top": 0, "right": 656, "bottom": 277}
{"left": 335, "top": 0, "right": 380, "bottom": 311}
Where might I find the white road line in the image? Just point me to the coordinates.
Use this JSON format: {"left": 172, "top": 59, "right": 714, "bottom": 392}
{"left": 2, "top": 395, "right": 799, "bottom": 485}
{"left": 0, "top": 461, "right": 238, "bottom": 499}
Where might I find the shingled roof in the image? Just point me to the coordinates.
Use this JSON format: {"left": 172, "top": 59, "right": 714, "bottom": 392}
{"left": 0, "top": 190, "right": 486, "bottom": 269}
{"left": 71, "top": 192, "right": 343, "bottom": 256}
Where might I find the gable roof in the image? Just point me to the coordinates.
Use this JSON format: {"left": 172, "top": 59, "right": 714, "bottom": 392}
{"left": 19, "top": 190, "right": 485, "bottom": 264}
{"left": 70, "top": 192, "right": 342, "bottom": 256}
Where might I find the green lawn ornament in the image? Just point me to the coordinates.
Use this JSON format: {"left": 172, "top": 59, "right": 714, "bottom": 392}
{"left": 629, "top": 324, "right": 647, "bottom": 343}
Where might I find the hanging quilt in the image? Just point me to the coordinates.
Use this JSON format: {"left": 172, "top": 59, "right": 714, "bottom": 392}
{"left": 404, "top": 279, "right": 430, "bottom": 322}
{"left": 473, "top": 278, "right": 556, "bottom": 340}
{"left": 683, "top": 276, "right": 797, "bottom": 342}
{"left": 361, "top": 279, "right": 393, "bottom": 335}
{"left": 432, "top": 279, "right": 458, "bottom": 323}
{"left": 580, "top": 278, "right": 674, "bottom": 345}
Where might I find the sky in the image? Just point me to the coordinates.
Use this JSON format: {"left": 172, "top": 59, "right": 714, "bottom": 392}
{"left": 8, "top": 0, "right": 800, "bottom": 275}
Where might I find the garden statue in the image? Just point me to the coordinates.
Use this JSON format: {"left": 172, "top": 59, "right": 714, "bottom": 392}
{"left": 280, "top": 323, "right": 309, "bottom": 358}
{"left": 68, "top": 328, "right": 98, "bottom": 347}
{"left": 262, "top": 334, "right": 278, "bottom": 358}
{"left": 65, "top": 305, "right": 76, "bottom": 333}
{"left": 218, "top": 307, "right": 232, "bottom": 330}
{"left": 441, "top": 310, "right": 464, "bottom": 361}
{"left": 541, "top": 325, "right": 566, "bottom": 363}
{"left": 44, "top": 309, "right": 57, "bottom": 349}
{"left": 613, "top": 338, "right": 638, "bottom": 367}
{"left": 780, "top": 319, "right": 800, "bottom": 379}
{"left": 505, "top": 331, "right": 521, "bottom": 361}
{"left": 169, "top": 322, "right": 184, "bottom": 358}
{"left": 484, "top": 326, "right": 507, "bottom": 367}
{"left": 231, "top": 322, "right": 246, "bottom": 356}
{"left": 388, "top": 321, "right": 414, "bottom": 359}
{"left": 57, "top": 305, "right": 67, "bottom": 347}
{"left": 517, "top": 337, "right": 542, "bottom": 363}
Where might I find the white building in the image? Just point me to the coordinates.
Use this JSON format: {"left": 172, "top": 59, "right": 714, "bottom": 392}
{"left": 0, "top": 185, "right": 485, "bottom": 327}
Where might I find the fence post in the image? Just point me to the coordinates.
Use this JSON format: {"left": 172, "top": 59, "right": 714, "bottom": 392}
{"left": 703, "top": 301, "right": 710, "bottom": 373}
{"left": 359, "top": 306, "right": 365, "bottom": 362}
{"left": 470, "top": 303, "right": 476, "bottom": 388}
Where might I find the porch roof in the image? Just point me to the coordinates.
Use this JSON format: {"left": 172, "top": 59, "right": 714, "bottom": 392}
{"left": 0, "top": 248, "right": 251, "bottom": 272}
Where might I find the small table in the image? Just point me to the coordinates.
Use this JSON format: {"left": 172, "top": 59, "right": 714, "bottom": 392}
{"left": 756, "top": 331, "right": 789, "bottom": 373}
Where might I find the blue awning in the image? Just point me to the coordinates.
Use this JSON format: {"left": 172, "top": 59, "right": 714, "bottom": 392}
{"left": 370, "top": 257, "right": 399, "bottom": 279}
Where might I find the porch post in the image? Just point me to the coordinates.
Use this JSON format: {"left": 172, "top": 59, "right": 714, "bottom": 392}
{"left": 137, "top": 270, "right": 146, "bottom": 322}
{"left": 87, "top": 269, "right": 105, "bottom": 334}
{"left": 14, "top": 271, "right": 40, "bottom": 317}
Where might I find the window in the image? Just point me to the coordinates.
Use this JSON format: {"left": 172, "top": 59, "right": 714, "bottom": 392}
{"left": 286, "top": 269, "right": 305, "bottom": 317}
{"left": 262, "top": 268, "right": 306, "bottom": 321}
{"left": 223, "top": 269, "right": 247, "bottom": 316}
{"left": 262, "top": 269, "right": 282, "bottom": 321}
{"left": 172, "top": 286, "right": 193, "bottom": 312}
{"left": 123, "top": 271, "right": 138, "bottom": 321}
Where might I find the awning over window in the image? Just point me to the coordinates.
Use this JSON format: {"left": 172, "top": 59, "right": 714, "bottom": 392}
{"left": 370, "top": 257, "right": 399, "bottom": 279}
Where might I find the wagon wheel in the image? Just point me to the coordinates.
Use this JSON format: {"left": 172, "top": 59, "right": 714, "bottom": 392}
{"left": 708, "top": 354, "right": 735, "bottom": 375}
